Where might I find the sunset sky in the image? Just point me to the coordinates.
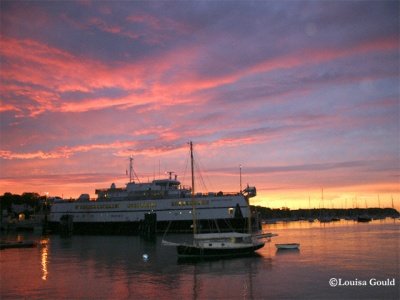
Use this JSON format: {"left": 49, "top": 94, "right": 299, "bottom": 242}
{"left": 0, "top": 1, "right": 399, "bottom": 210}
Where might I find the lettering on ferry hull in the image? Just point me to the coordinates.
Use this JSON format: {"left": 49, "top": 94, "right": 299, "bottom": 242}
{"left": 75, "top": 204, "right": 120, "bottom": 210}
{"left": 171, "top": 200, "right": 210, "bottom": 206}
{"left": 127, "top": 202, "right": 156, "bottom": 209}
{"left": 74, "top": 203, "right": 157, "bottom": 210}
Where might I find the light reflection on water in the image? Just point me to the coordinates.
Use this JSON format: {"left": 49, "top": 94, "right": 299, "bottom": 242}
{"left": 40, "top": 240, "right": 49, "bottom": 281}
{"left": 0, "top": 219, "right": 398, "bottom": 299}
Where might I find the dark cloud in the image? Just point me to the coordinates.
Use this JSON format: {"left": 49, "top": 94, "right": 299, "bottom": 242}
{"left": 59, "top": 87, "right": 132, "bottom": 103}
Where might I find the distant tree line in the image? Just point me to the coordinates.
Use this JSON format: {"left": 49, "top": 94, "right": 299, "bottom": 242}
{"left": 252, "top": 205, "right": 400, "bottom": 219}
{"left": 0, "top": 192, "right": 47, "bottom": 213}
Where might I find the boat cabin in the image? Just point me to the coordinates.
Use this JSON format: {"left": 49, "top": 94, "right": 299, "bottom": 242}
{"left": 95, "top": 176, "right": 191, "bottom": 201}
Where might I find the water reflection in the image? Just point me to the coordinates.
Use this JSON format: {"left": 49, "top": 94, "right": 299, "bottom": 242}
{"left": 275, "top": 249, "right": 300, "bottom": 256}
{"left": 40, "top": 238, "right": 49, "bottom": 281}
{"left": 184, "top": 255, "right": 272, "bottom": 300}
{"left": 39, "top": 235, "right": 274, "bottom": 299}
{"left": 1, "top": 220, "right": 398, "bottom": 299}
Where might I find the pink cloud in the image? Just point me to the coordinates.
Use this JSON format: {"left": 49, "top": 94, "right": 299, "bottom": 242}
{"left": 249, "top": 36, "right": 398, "bottom": 77}
{"left": 0, "top": 35, "right": 206, "bottom": 116}
{"left": 0, "top": 141, "right": 136, "bottom": 160}
{"left": 0, "top": 37, "right": 109, "bottom": 95}
{"left": 0, "top": 103, "right": 20, "bottom": 113}
{"left": 143, "top": 36, "right": 398, "bottom": 103}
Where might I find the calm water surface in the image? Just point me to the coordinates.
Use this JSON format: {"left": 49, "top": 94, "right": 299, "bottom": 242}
{"left": 1, "top": 219, "right": 399, "bottom": 299}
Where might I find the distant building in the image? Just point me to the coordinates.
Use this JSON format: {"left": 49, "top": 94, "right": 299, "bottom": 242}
{"left": 11, "top": 204, "right": 31, "bottom": 214}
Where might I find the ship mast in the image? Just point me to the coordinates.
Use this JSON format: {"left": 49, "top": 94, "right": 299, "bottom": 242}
{"left": 242, "top": 165, "right": 251, "bottom": 234}
{"left": 239, "top": 164, "right": 242, "bottom": 193}
{"left": 190, "top": 141, "right": 197, "bottom": 235}
{"left": 129, "top": 156, "right": 133, "bottom": 183}
{"left": 247, "top": 193, "right": 252, "bottom": 234}
{"left": 128, "top": 155, "right": 140, "bottom": 183}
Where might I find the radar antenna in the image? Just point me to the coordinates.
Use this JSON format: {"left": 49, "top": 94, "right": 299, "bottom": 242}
{"left": 128, "top": 155, "right": 140, "bottom": 183}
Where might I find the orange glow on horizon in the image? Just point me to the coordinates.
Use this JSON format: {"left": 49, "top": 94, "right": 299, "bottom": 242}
{"left": 1, "top": 175, "right": 398, "bottom": 211}
{"left": 253, "top": 191, "right": 400, "bottom": 211}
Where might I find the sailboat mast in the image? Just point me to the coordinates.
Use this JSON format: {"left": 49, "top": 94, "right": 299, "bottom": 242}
{"left": 190, "top": 141, "right": 197, "bottom": 235}
{"left": 190, "top": 141, "right": 195, "bottom": 196}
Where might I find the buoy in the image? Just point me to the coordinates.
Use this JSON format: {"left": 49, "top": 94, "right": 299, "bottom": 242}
{"left": 142, "top": 254, "right": 149, "bottom": 261}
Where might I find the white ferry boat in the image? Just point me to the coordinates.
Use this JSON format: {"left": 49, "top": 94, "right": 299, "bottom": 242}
{"left": 48, "top": 146, "right": 257, "bottom": 235}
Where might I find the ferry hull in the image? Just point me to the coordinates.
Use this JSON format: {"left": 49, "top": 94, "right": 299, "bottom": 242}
{"left": 46, "top": 218, "right": 252, "bottom": 235}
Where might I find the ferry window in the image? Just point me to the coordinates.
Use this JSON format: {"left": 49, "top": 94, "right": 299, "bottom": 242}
{"left": 228, "top": 208, "right": 234, "bottom": 215}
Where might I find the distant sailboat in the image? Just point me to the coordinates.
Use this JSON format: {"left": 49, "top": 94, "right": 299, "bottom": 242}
{"left": 357, "top": 215, "right": 372, "bottom": 222}
{"left": 357, "top": 199, "right": 372, "bottom": 222}
{"left": 307, "top": 196, "right": 315, "bottom": 222}
{"left": 318, "top": 188, "right": 332, "bottom": 223}
{"left": 390, "top": 196, "right": 399, "bottom": 220}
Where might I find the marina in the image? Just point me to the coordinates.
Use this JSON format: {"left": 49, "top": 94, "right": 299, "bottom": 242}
{"left": 1, "top": 220, "right": 398, "bottom": 299}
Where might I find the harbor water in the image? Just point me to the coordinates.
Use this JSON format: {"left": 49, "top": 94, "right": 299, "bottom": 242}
{"left": 1, "top": 219, "right": 399, "bottom": 299}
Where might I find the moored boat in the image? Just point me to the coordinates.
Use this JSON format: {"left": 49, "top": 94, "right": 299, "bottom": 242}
{"left": 0, "top": 240, "right": 37, "bottom": 250}
{"left": 357, "top": 215, "right": 372, "bottom": 223}
{"left": 164, "top": 232, "right": 265, "bottom": 258}
{"left": 162, "top": 142, "right": 272, "bottom": 258}
{"left": 48, "top": 145, "right": 257, "bottom": 235}
{"left": 318, "top": 216, "right": 332, "bottom": 223}
{"left": 275, "top": 243, "right": 300, "bottom": 250}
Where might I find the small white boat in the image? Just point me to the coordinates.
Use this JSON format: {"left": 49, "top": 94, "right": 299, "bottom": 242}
{"left": 275, "top": 243, "right": 300, "bottom": 250}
